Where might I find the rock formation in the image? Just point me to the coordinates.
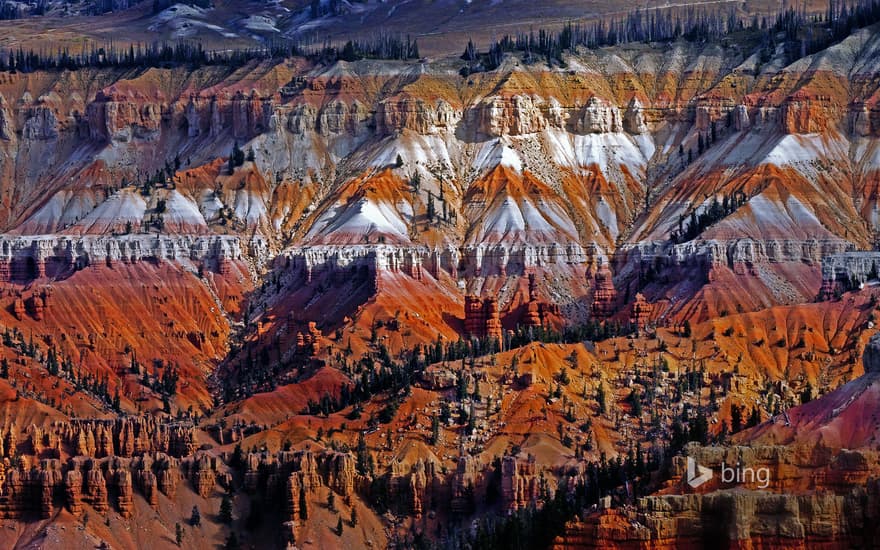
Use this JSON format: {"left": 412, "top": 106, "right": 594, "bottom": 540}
{"left": 501, "top": 455, "right": 541, "bottom": 512}
{"left": 465, "top": 296, "right": 503, "bottom": 341}
{"left": 295, "top": 322, "right": 323, "bottom": 356}
{"left": 820, "top": 251, "right": 880, "bottom": 297}
{"left": 577, "top": 97, "right": 623, "bottom": 134}
{"left": 27, "top": 418, "right": 198, "bottom": 460}
{"left": 0, "top": 235, "right": 258, "bottom": 283}
{"left": 629, "top": 293, "right": 652, "bottom": 329}
{"left": 449, "top": 456, "right": 480, "bottom": 516}
{"left": 553, "top": 444, "right": 880, "bottom": 549}
{"left": 590, "top": 262, "right": 617, "bottom": 319}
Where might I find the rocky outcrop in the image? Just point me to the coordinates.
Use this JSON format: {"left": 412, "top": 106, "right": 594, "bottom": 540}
{"left": 623, "top": 98, "right": 648, "bottom": 134}
{"left": 0, "top": 453, "right": 190, "bottom": 519}
{"left": 577, "top": 97, "right": 622, "bottom": 134}
{"left": 64, "top": 469, "right": 83, "bottom": 516}
{"left": 86, "top": 91, "right": 164, "bottom": 142}
{"left": 157, "top": 463, "right": 180, "bottom": 498}
{"left": 520, "top": 273, "right": 559, "bottom": 328}
{"left": 623, "top": 238, "right": 854, "bottom": 287}
{"left": 464, "top": 295, "right": 502, "bottom": 341}
{"left": 321, "top": 452, "right": 356, "bottom": 497}
{"left": 850, "top": 102, "right": 880, "bottom": 137}
{"left": 285, "top": 244, "right": 454, "bottom": 284}
{"left": 477, "top": 95, "right": 549, "bottom": 136}
{"left": 590, "top": 261, "right": 617, "bottom": 319}
{"left": 501, "top": 455, "right": 541, "bottom": 512}
{"left": 295, "top": 321, "right": 323, "bottom": 356}
{"left": 781, "top": 91, "right": 841, "bottom": 134}
{"left": 12, "top": 298, "right": 25, "bottom": 321}
{"left": 3, "top": 425, "right": 16, "bottom": 458}
{"left": 135, "top": 467, "right": 159, "bottom": 508}
{"left": 733, "top": 103, "right": 750, "bottom": 131}
{"left": 377, "top": 96, "right": 459, "bottom": 135}
{"left": 317, "top": 99, "right": 368, "bottom": 135}
{"left": 459, "top": 244, "right": 588, "bottom": 278}
{"left": 0, "top": 93, "right": 14, "bottom": 141}
{"left": 83, "top": 466, "right": 109, "bottom": 512}
{"left": 449, "top": 456, "right": 480, "bottom": 516}
{"left": 232, "top": 90, "right": 272, "bottom": 139}
{"left": 554, "top": 444, "right": 880, "bottom": 549}
{"left": 287, "top": 242, "right": 585, "bottom": 289}
{"left": 0, "top": 234, "right": 257, "bottom": 282}
{"left": 22, "top": 103, "right": 59, "bottom": 141}
{"left": 553, "top": 491, "right": 870, "bottom": 549}
{"left": 820, "top": 251, "right": 880, "bottom": 298}
{"left": 27, "top": 417, "right": 198, "bottom": 459}
{"left": 629, "top": 293, "right": 652, "bottom": 329}
{"left": 190, "top": 454, "right": 217, "bottom": 497}
{"left": 115, "top": 469, "right": 134, "bottom": 518}
{"left": 389, "top": 459, "right": 442, "bottom": 517}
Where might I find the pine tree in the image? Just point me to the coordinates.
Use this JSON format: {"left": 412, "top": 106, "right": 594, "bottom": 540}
{"left": 800, "top": 382, "right": 813, "bottom": 404}
{"left": 327, "top": 490, "right": 336, "bottom": 512}
{"left": 336, "top": 516, "right": 344, "bottom": 535}
{"left": 731, "top": 404, "right": 743, "bottom": 433}
{"left": 227, "top": 443, "right": 244, "bottom": 469}
{"left": 426, "top": 191, "right": 435, "bottom": 222}
{"left": 219, "top": 494, "right": 234, "bottom": 524}
{"left": 628, "top": 389, "right": 643, "bottom": 417}
{"left": 190, "top": 505, "right": 201, "bottom": 526}
{"left": 597, "top": 383, "right": 607, "bottom": 414}
{"left": 228, "top": 142, "right": 245, "bottom": 174}
{"left": 747, "top": 406, "right": 761, "bottom": 428}
{"left": 689, "top": 409, "right": 709, "bottom": 444}
{"left": 299, "top": 485, "right": 308, "bottom": 519}
{"left": 175, "top": 523, "right": 184, "bottom": 546}
{"left": 430, "top": 413, "right": 440, "bottom": 445}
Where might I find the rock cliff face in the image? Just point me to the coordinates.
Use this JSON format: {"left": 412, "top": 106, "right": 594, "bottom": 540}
{"left": 554, "top": 444, "right": 880, "bottom": 549}
{"left": 500, "top": 455, "right": 541, "bottom": 512}
{"left": 628, "top": 238, "right": 855, "bottom": 275}
{"left": 26, "top": 417, "right": 198, "bottom": 459}
{"left": 0, "top": 431, "right": 377, "bottom": 526}
{"left": 377, "top": 96, "right": 459, "bottom": 135}
{"left": 0, "top": 234, "right": 258, "bottom": 282}
{"left": 0, "top": 453, "right": 184, "bottom": 520}
{"left": 590, "top": 261, "right": 617, "bottom": 319}
{"left": 0, "top": 31, "right": 875, "bottom": 331}
{"left": 820, "top": 251, "right": 880, "bottom": 297}
{"left": 554, "top": 491, "right": 873, "bottom": 549}
{"left": 464, "top": 295, "right": 503, "bottom": 341}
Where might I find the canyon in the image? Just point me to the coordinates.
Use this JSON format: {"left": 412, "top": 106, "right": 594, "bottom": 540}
{"left": 0, "top": 5, "right": 878, "bottom": 549}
